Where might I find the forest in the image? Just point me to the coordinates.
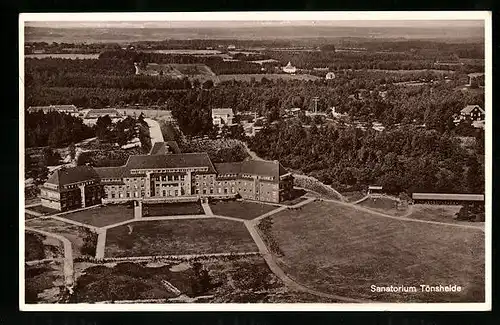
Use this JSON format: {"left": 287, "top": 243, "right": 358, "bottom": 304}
{"left": 248, "top": 120, "right": 484, "bottom": 195}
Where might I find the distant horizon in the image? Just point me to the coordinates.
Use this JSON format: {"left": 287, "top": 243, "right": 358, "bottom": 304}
{"left": 25, "top": 20, "right": 484, "bottom": 29}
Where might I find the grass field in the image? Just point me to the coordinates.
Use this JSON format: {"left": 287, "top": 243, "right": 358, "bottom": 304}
{"left": 25, "top": 261, "right": 65, "bottom": 303}
{"left": 406, "top": 205, "right": 464, "bottom": 224}
{"left": 265, "top": 201, "right": 484, "bottom": 302}
{"left": 60, "top": 204, "right": 134, "bottom": 227}
{"left": 341, "top": 191, "right": 367, "bottom": 203}
{"left": 218, "top": 74, "right": 320, "bottom": 82}
{"left": 143, "top": 202, "right": 204, "bottom": 217}
{"left": 25, "top": 232, "right": 63, "bottom": 261}
{"left": 210, "top": 200, "right": 278, "bottom": 220}
{"left": 357, "top": 197, "right": 409, "bottom": 216}
{"left": 105, "top": 219, "right": 258, "bottom": 257}
{"left": 26, "top": 218, "right": 96, "bottom": 258}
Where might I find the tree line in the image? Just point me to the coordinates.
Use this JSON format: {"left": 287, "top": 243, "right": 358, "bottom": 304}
{"left": 249, "top": 120, "right": 484, "bottom": 195}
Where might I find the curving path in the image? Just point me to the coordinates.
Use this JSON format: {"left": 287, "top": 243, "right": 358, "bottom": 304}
{"left": 25, "top": 227, "right": 74, "bottom": 288}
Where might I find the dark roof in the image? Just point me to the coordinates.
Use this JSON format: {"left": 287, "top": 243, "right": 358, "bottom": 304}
{"left": 94, "top": 166, "right": 125, "bottom": 179}
{"left": 149, "top": 141, "right": 181, "bottom": 155}
{"left": 45, "top": 166, "right": 100, "bottom": 187}
{"left": 125, "top": 153, "right": 216, "bottom": 173}
{"left": 461, "top": 105, "right": 485, "bottom": 114}
{"left": 215, "top": 160, "right": 289, "bottom": 182}
{"left": 412, "top": 193, "right": 484, "bottom": 201}
{"left": 85, "top": 109, "right": 121, "bottom": 118}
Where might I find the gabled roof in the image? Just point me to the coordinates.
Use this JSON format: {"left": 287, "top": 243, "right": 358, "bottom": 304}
{"left": 28, "top": 104, "right": 78, "bottom": 113}
{"left": 45, "top": 166, "right": 100, "bottom": 187}
{"left": 149, "top": 141, "right": 181, "bottom": 155}
{"left": 467, "top": 72, "right": 484, "bottom": 77}
{"left": 214, "top": 160, "right": 289, "bottom": 183}
{"left": 461, "top": 105, "right": 485, "bottom": 114}
{"left": 125, "top": 153, "right": 216, "bottom": 173}
{"left": 94, "top": 166, "right": 125, "bottom": 179}
{"left": 85, "top": 109, "right": 121, "bottom": 118}
{"left": 212, "top": 108, "right": 234, "bottom": 116}
{"left": 412, "top": 193, "right": 484, "bottom": 201}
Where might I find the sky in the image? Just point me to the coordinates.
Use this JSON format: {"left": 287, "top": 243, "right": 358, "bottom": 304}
{"left": 25, "top": 19, "right": 485, "bottom": 29}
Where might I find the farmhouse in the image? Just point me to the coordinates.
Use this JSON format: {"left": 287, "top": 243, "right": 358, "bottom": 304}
{"left": 40, "top": 166, "right": 103, "bottom": 211}
{"left": 212, "top": 108, "right": 235, "bottom": 126}
{"left": 460, "top": 105, "right": 485, "bottom": 121}
{"left": 27, "top": 104, "right": 79, "bottom": 117}
{"left": 282, "top": 62, "right": 297, "bottom": 74}
{"left": 411, "top": 193, "right": 484, "bottom": 206}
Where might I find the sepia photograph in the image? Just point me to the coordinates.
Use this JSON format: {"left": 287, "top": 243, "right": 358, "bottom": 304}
{"left": 19, "top": 11, "right": 491, "bottom": 311}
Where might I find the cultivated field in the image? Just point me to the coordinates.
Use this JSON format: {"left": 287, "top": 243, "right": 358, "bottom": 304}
{"left": 105, "top": 219, "right": 258, "bottom": 257}
{"left": 218, "top": 74, "right": 320, "bottom": 82}
{"left": 25, "top": 218, "right": 97, "bottom": 258}
{"left": 143, "top": 202, "right": 204, "bottom": 217}
{"left": 356, "top": 197, "right": 409, "bottom": 216}
{"left": 264, "top": 201, "right": 484, "bottom": 302}
{"left": 210, "top": 200, "right": 278, "bottom": 220}
{"left": 60, "top": 204, "right": 134, "bottom": 227}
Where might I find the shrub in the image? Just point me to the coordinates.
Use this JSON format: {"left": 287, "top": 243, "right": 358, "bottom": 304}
{"left": 80, "top": 228, "right": 98, "bottom": 257}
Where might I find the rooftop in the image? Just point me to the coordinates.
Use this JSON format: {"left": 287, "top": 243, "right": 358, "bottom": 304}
{"left": 212, "top": 108, "right": 234, "bottom": 116}
{"left": 45, "top": 166, "right": 100, "bottom": 187}
{"left": 28, "top": 104, "right": 78, "bottom": 113}
{"left": 214, "top": 160, "right": 289, "bottom": 183}
{"left": 125, "top": 152, "right": 216, "bottom": 173}
{"left": 461, "top": 105, "right": 485, "bottom": 115}
{"left": 412, "top": 193, "right": 484, "bottom": 201}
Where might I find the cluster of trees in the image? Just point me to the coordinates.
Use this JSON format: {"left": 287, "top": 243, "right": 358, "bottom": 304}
{"left": 25, "top": 147, "right": 62, "bottom": 184}
{"left": 25, "top": 111, "right": 94, "bottom": 148}
{"left": 249, "top": 120, "right": 484, "bottom": 194}
{"left": 94, "top": 114, "right": 152, "bottom": 153}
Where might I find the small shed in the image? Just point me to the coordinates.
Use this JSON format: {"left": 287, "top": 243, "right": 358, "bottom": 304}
{"left": 368, "top": 185, "right": 383, "bottom": 194}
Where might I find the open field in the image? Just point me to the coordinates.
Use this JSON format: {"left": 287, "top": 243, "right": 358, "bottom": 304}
{"left": 26, "top": 204, "right": 59, "bottom": 216}
{"left": 357, "top": 196, "right": 409, "bottom": 216}
{"left": 25, "top": 261, "right": 65, "bottom": 303}
{"left": 265, "top": 201, "right": 484, "bottom": 302}
{"left": 60, "top": 204, "right": 134, "bottom": 227}
{"left": 406, "top": 204, "right": 470, "bottom": 225}
{"left": 25, "top": 218, "right": 97, "bottom": 258}
{"left": 25, "top": 53, "right": 100, "bottom": 59}
{"left": 218, "top": 74, "right": 320, "bottom": 82}
{"left": 144, "top": 202, "right": 204, "bottom": 217}
{"left": 105, "top": 219, "right": 258, "bottom": 257}
{"left": 210, "top": 200, "right": 278, "bottom": 220}
{"left": 25, "top": 231, "right": 63, "bottom": 261}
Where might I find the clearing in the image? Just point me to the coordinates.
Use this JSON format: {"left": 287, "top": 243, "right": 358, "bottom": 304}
{"left": 143, "top": 202, "right": 204, "bottom": 217}
{"left": 218, "top": 74, "right": 320, "bottom": 82}
{"left": 25, "top": 218, "right": 98, "bottom": 258}
{"left": 210, "top": 200, "right": 278, "bottom": 220}
{"left": 356, "top": 196, "right": 409, "bottom": 216}
{"left": 263, "top": 201, "right": 484, "bottom": 302}
{"left": 60, "top": 204, "right": 134, "bottom": 227}
{"left": 105, "top": 219, "right": 258, "bottom": 257}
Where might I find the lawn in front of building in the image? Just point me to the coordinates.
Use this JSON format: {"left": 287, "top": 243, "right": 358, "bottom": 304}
{"left": 143, "top": 202, "right": 204, "bottom": 217}
{"left": 264, "top": 201, "right": 485, "bottom": 302}
{"left": 210, "top": 200, "right": 278, "bottom": 220}
{"left": 26, "top": 204, "right": 59, "bottom": 216}
{"left": 60, "top": 204, "right": 134, "bottom": 227}
{"left": 105, "top": 218, "right": 258, "bottom": 258}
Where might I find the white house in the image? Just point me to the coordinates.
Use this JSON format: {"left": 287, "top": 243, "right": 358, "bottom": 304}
{"left": 460, "top": 105, "right": 485, "bottom": 121}
{"left": 282, "top": 62, "right": 297, "bottom": 74}
{"left": 325, "top": 72, "right": 336, "bottom": 80}
{"left": 212, "top": 108, "right": 235, "bottom": 126}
